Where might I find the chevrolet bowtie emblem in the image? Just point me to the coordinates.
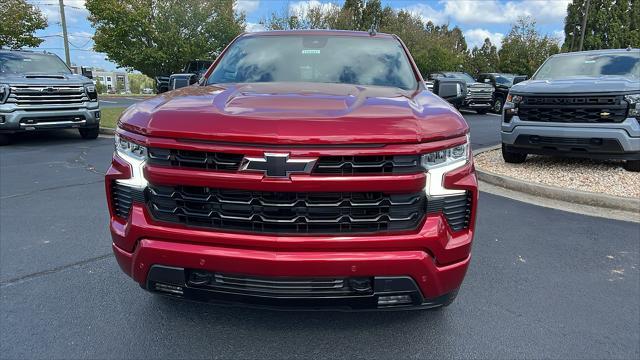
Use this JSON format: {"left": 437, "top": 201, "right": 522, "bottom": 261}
{"left": 600, "top": 111, "right": 611, "bottom": 117}
{"left": 240, "top": 153, "right": 317, "bottom": 178}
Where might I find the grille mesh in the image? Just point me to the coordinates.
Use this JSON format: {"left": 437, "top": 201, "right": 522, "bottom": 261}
{"left": 519, "top": 95, "right": 628, "bottom": 123}
{"left": 147, "top": 148, "right": 423, "bottom": 175}
{"left": 427, "top": 192, "right": 472, "bottom": 231}
{"left": 147, "top": 185, "right": 426, "bottom": 234}
{"left": 313, "top": 155, "right": 421, "bottom": 175}
{"left": 111, "top": 182, "right": 145, "bottom": 219}
{"left": 187, "top": 271, "right": 371, "bottom": 297}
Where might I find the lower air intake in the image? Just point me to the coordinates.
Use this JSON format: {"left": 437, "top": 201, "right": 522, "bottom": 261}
{"left": 427, "top": 192, "right": 472, "bottom": 231}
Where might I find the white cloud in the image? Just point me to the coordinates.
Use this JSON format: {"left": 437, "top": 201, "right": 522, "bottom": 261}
{"left": 289, "top": 0, "right": 340, "bottom": 17}
{"left": 551, "top": 29, "right": 565, "bottom": 46}
{"left": 34, "top": 1, "right": 89, "bottom": 25}
{"left": 399, "top": 0, "right": 571, "bottom": 26}
{"left": 402, "top": 3, "right": 448, "bottom": 25}
{"left": 246, "top": 22, "right": 266, "bottom": 32}
{"left": 442, "top": 0, "right": 570, "bottom": 25}
{"left": 235, "top": 0, "right": 260, "bottom": 15}
{"left": 464, "top": 28, "right": 504, "bottom": 49}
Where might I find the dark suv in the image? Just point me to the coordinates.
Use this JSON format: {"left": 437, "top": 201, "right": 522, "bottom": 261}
{"left": 477, "top": 73, "right": 522, "bottom": 113}
{"left": 431, "top": 72, "right": 494, "bottom": 114}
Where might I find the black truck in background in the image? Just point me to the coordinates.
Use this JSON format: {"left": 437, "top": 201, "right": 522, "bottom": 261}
{"left": 477, "top": 73, "right": 527, "bottom": 113}
{"left": 155, "top": 60, "right": 213, "bottom": 94}
{"left": 429, "top": 72, "right": 494, "bottom": 114}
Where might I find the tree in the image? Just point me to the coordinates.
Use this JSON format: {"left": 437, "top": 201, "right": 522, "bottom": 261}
{"left": 95, "top": 77, "right": 106, "bottom": 94}
{"left": 499, "top": 17, "right": 560, "bottom": 76}
{"left": 0, "top": 0, "right": 47, "bottom": 49}
{"left": 128, "top": 73, "right": 154, "bottom": 94}
{"left": 465, "top": 38, "right": 499, "bottom": 76}
{"left": 86, "top": 0, "right": 245, "bottom": 79}
{"left": 563, "top": 0, "right": 640, "bottom": 51}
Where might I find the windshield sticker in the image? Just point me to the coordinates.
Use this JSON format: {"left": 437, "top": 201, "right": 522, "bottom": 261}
{"left": 301, "top": 49, "right": 320, "bottom": 55}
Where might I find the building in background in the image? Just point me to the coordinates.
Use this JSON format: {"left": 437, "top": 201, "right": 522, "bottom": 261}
{"left": 93, "top": 70, "right": 130, "bottom": 93}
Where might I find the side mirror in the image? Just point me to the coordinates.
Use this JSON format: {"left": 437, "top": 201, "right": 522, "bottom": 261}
{"left": 433, "top": 78, "right": 467, "bottom": 105}
{"left": 169, "top": 73, "right": 198, "bottom": 90}
{"left": 513, "top": 75, "right": 528, "bottom": 85}
{"left": 81, "top": 66, "right": 93, "bottom": 79}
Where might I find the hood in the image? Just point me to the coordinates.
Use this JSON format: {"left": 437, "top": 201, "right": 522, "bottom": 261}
{"left": 511, "top": 77, "right": 640, "bottom": 94}
{"left": 0, "top": 72, "right": 92, "bottom": 86}
{"left": 119, "top": 82, "right": 468, "bottom": 145}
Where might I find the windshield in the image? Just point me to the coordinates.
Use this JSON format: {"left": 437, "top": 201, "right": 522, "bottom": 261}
{"left": 0, "top": 52, "right": 70, "bottom": 75}
{"left": 207, "top": 35, "right": 418, "bottom": 90}
{"left": 445, "top": 72, "right": 476, "bottom": 84}
{"left": 533, "top": 51, "right": 640, "bottom": 80}
{"left": 186, "top": 61, "right": 212, "bottom": 74}
{"left": 495, "top": 74, "right": 514, "bottom": 85}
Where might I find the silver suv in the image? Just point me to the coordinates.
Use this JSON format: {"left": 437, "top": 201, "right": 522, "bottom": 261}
{"left": 501, "top": 48, "right": 640, "bottom": 171}
{"left": 0, "top": 50, "right": 101, "bottom": 145}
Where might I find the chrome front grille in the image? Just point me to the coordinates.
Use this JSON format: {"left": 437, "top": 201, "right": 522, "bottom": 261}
{"left": 147, "top": 185, "right": 426, "bottom": 234}
{"left": 6, "top": 85, "right": 88, "bottom": 107}
{"left": 468, "top": 88, "right": 493, "bottom": 100}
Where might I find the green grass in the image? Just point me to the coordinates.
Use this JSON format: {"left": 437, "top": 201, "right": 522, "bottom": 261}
{"left": 100, "top": 107, "right": 126, "bottom": 129}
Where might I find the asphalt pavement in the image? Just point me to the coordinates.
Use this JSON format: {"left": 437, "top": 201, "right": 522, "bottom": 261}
{"left": 0, "top": 113, "right": 638, "bottom": 359}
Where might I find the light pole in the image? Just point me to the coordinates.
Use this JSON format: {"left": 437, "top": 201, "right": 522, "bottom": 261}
{"left": 58, "top": 0, "right": 71, "bottom": 66}
{"left": 578, "top": 0, "right": 591, "bottom": 51}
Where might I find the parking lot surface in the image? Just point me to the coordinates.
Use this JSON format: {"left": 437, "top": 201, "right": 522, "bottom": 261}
{"left": 1, "top": 114, "right": 638, "bottom": 359}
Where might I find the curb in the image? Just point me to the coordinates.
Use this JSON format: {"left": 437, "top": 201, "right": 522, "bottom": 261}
{"left": 99, "top": 127, "right": 115, "bottom": 135}
{"left": 474, "top": 146, "right": 640, "bottom": 213}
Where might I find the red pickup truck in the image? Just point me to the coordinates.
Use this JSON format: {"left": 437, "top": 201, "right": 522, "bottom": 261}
{"left": 105, "top": 30, "right": 477, "bottom": 310}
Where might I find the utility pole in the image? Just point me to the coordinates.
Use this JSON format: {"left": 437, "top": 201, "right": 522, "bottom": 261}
{"left": 58, "top": 0, "right": 71, "bottom": 66}
{"left": 578, "top": 0, "right": 590, "bottom": 51}
{"left": 569, "top": 24, "right": 578, "bottom": 52}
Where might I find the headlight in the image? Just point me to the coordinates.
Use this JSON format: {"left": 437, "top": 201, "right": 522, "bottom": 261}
{"left": 114, "top": 133, "right": 148, "bottom": 188}
{"left": 505, "top": 93, "right": 522, "bottom": 104}
{"left": 625, "top": 94, "right": 640, "bottom": 119}
{"left": 85, "top": 84, "right": 98, "bottom": 101}
{"left": 503, "top": 93, "right": 522, "bottom": 123}
{"left": 421, "top": 137, "right": 469, "bottom": 170}
{"left": 421, "top": 134, "right": 470, "bottom": 196}
{"left": 0, "top": 84, "right": 9, "bottom": 104}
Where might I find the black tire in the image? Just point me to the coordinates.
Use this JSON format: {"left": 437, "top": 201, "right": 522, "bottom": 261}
{"left": 0, "top": 133, "right": 10, "bottom": 146}
{"left": 623, "top": 160, "right": 640, "bottom": 172}
{"left": 476, "top": 109, "right": 488, "bottom": 115}
{"left": 493, "top": 97, "right": 504, "bottom": 113}
{"left": 501, "top": 143, "right": 527, "bottom": 163}
{"left": 79, "top": 127, "right": 99, "bottom": 140}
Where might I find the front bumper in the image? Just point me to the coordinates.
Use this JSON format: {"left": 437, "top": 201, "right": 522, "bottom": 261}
{"left": 0, "top": 102, "right": 101, "bottom": 133}
{"left": 501, "top": 116, "right": 640, "bottom": 159}
{"left": 106, "top": 137, "right": 478, "bottom": 310}
{"left": 463, "top": 96, "right": 493, "bottom": 109}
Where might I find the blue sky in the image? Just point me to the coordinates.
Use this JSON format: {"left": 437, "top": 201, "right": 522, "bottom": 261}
{"left": 28, "top": 0, "right": 569, "bottom": 72}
